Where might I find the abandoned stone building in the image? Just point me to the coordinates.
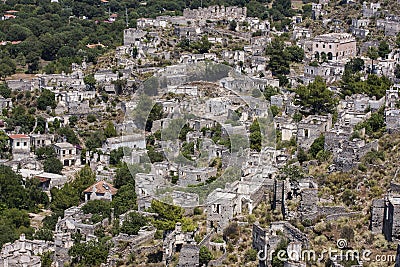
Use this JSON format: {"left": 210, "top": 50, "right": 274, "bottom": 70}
{"left": 377, "top": 16, "right": 400, "bottom": 36}
{"left": 6, "top": 78, "right": 36, "bottom": 91}
{"left": 333, "top": 138, "right": 378, "bottom": 172}
{"left": 0, "top": 96, "right": 12, "bottom": 110}
{"left": 362, "top": 1, "right": 381, "bottom": 18}
{"left": 177, "top": 243, "right": 199, "bottom": 267}
{"left": 177, "top": 166, "right": 217, "bottom": 187}
{"left": 34, "top": 172, "right": 67, "bottom": 191}
{"left": 30, "top": 134, "right": 53, "bottom": 149}
{"left": 313, "top": 3, "right": 328, "bottom": 19}
{"left": 123, "top": 28, "right": 147, "bottom": 46}
{"left": 55, "top": 206, "right": 102, "bottom": 241}
{"left": 183, "top": 6, "right": 247, "bottom": 22}
{"left": 137, "top": 17, "right": 169, "bottom": 29}
{"left": 135, "top": 173, "right": 166, "bottom": 210}
{"left": 103, "top": 134, "right": 146, "bottom": 151}
{"left": 304, "top": 61, "right": 345, "bottom": 83}
{"left": 164, "top": 222, "right": 197, "bottom": 265}
{"left": 386, "top": 86, "right": 400, "bottom": 133}
{"left": 207, "top": 173, "right": 274, "bottom": 233}
{"left": 292, "top": 27, "right": 312, "bottom": 40}
{"left": 252, "top": 222, "right": 308, "bottom": 267}
{"left": 297, "top": 114, "right": 332, "bottom": 150}
{"left": 0, "top": 234, "right": 52, "bottom": 267}
{"left": 371, "top": 195, "right": 400, "bottom": 241}
{"left": 312, "top": 33, "right": 356, "bottom": 61}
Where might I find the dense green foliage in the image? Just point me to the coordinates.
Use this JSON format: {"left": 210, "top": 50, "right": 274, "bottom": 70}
{"left": 37, "top": 89, "right": 56, "bottom": 110}
{"left": 120, "top": 211, "right": 148, "bottom": 235}
{"left": 309, "top": 135, "right": 325, "bottom": 158}
{"left": 69, "top": 239, "right": 111, "bottom": 267}
{"left": 5, "top": 105, "right": 36, "bottom": 133}
{"left": 355, "top": 107, "right": 385, "bottom": 137}
{"left": 0, "top": 165, "right": 49, "bottom": 246}
{"left": 43, "top": 157, "right": 63, "bottom": 174}
{"left": 82, "top": 200, "right": 112, "bottom": 223}
{"left": 295, "top": 76, "right": 336, "bottom": 115}
{"left": 341, "top": 73, "right": 392, "bottom": 99}
{"left": 199, "top": 246, "right": 214, "bottom": 266}
{"left": 250, "top": 119, "right": 262, "bottom": 152}
{"left": 149, "top": 200, "right": 184, "bottom": 230}
{"left": 266, "top": 38, "right": 304, "bottom": 85}
{"left": 50, "top": 165, "right": 96, "bottom": 213}
{"left": 57, "top": 126, "right": 80, "bottom": 145}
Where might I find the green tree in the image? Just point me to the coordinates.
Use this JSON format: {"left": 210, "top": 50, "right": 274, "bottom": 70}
{"left": 378, "top": 40, "right": 390, "bottom": 59}
{"left": 266, "top": 38, "right": 290, "bottom": 76}
{"left": 35, "top": 146, "right": 56, "bottom": 160}
{"left": 69, "top": 116, "right": 78, "bottom": 127}
{"left": 109, "top": 147, "right": 125, "bottom": 165}
{"left": 263, "top": 86, "right": 279, "bottom": 101}
{"left": 0, "top": 83, "right": 11, "bottom": 98}
{"left": 395, "top": 64, "right": 400, "bottom": 79}
{"left": 104, "top": 121, "right": 117, "bottom": 138}
{"left": 85, "top": 130, "right": 106, "bottom": 150}
{"left": 114, "top": 162, "right": 136, "bottom": 188}
{"left": 112, "top": 183, "right": 137, "bottom": 216}
{"left": 84, "top": 74, "right": 96, "bottom": 90}
{"left": 120, "top": 211, "right": 147, "bottom": 235}
{"left": 271, "top": 239, "right": 288, "bottom": 267}
{"left": 367, "top": 47, "right": 379, "bottom": 72}
{"left": 244, "top": 248, "right": 258, "bottom": 263}
{"left": 297, "top": 148, "right": 308, "bottom": 164}
{"left": 285, "top": 46, "right": 304, "bottom": 63}
{"left": 344, "top": 58, "right": 364, "bottom": 74}
{"left": 82, "top": 200, "right": 111, "bottom": 223}
{"left": 87, "top": 114, "right": 97, "bottom": 123}
{"left": 295, "top": 76, "right": 336, "bottom": 114}
{"left": 229, "top": 20, "right": 237, "bottom": 31}
{"left": 148, "top": 200, "right": 184, "bottom": 231}
{"left": 34, "top": 229, "right": 54, "bottom": 241}
{"left": 37, "top": 89, "right": 56, "bottom": 110}
{"left": 44, "top": 157, "right": 63, "bottom": 174}
{"left": 270, "top": 105, "right": 280, "bottom": 117}
{"left": 309, "top": 135, "right": 325, "bottom": 158}
{"left": 0, "top": 131, "right": 10, "bottom": 159}
{"left": 250, "top": 119, "right": 262, "bottom": 152}
{"left": 57, "top": 127, "right": 79, "bottom": 145}
{"left": 69, "top": 240, "right": 110, "bottom": 267}
{"left": 199, "top": 246, "right": 213, "bottom": 266}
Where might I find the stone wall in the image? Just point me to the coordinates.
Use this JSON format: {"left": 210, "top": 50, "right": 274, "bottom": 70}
{"left": 177, "top": 244, "right": 199, "bottom": 267}
{"left": 371, "top": 199, "right": 385, "bottom": 234}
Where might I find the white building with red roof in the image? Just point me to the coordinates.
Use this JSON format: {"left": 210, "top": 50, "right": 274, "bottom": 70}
{"left": 83, "top": 180, "right": 118, "bottom": 202}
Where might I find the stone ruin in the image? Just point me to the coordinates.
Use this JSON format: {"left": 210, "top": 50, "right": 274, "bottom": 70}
{"left": 163, "top": 223, "right": 197, "bottom": 265}
{"left": 371, "top": 194, "right": 400, "bottom": 241}
{"left": 0, "top": 234, "right": 52, "bottom": 267}
{"left": 297, "top": 114, "right": 332, "bottom": 150}
{"left": 183, "top": 6, "right": 247, "bottom": 22}
{"left": 252, "top": 222, "right": 308, "bottom": 267}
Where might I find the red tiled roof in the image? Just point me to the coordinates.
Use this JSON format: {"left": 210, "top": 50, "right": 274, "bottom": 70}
{"left": 36, "top": 177, "right": 50, "bottom": 183}
{"left": 83, "top": 180, "right": 118, "bottom": 195}
{"left": 8, "top": 134, "right": 29, "bottom": 139}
